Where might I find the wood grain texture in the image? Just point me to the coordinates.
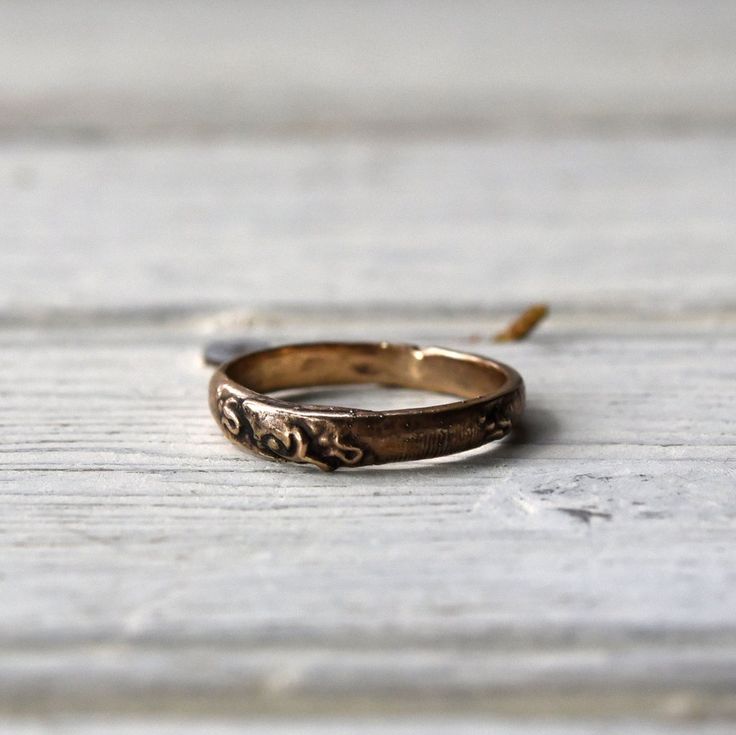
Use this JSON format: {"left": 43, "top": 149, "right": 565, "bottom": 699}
{"left": 1, "top": 138, "right": 734, "bottom": 729}
{"left": 2, "top": 2, "right": 736, "bottom": 726}
{"left": 0, "top": 309, "right": 735, "bottom": 727}
{"left": 1, "top": 137, "right": 735, "bottom": 312}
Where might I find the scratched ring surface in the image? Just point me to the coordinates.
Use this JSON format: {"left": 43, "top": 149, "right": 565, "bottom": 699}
{"left": 209, "top": 342, "right": 525, "bottom": 471}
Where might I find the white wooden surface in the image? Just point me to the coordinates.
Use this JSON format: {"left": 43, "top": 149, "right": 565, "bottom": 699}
{"left": 2, "top": 138, "right": 735, "bottom": 312}
{"left": 1, "top": 2, "right": 735, "bottom": 733}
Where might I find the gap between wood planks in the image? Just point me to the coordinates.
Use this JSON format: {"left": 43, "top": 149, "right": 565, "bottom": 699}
{"left": 1, "top": 301, "right": 735, "bottom": 331}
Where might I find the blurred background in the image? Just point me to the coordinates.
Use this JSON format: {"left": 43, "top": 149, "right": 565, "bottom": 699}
{"left": 2, "top": 0, "right": 735, "bottom": 314}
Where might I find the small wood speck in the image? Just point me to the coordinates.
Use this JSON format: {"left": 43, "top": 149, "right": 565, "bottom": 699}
{"left": 494, "top": 303, "right": 549, "bottom": 342}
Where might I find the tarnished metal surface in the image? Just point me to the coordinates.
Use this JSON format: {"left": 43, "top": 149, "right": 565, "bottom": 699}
{"left": 209, "top": 342, "right": 525, "bottom": 470}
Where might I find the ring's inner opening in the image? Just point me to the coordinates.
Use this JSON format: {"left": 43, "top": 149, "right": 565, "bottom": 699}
{"left": 226, "top": 343, "right": 508, "bottom": 400}
{"left": 272, "top": 384, "right": 460, "bottom": 411}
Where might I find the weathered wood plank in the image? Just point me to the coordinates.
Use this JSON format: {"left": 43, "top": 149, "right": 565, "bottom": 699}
{"left": 1, "top": 138, "right": 735, "bottom": 312}
{"left": 1, "top": 65, "right": 734, "bottom": 726}
{"left": 1, "top": 311, "right": 734, "bottom": 722}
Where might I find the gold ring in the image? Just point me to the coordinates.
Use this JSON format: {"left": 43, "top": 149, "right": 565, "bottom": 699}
{"left": 209, "top": 341, "right": 525, "bottom": 471}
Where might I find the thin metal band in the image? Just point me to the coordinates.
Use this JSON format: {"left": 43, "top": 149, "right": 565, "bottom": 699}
{"left": 209, "top": 341, "right": 525, "bottom": 471}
